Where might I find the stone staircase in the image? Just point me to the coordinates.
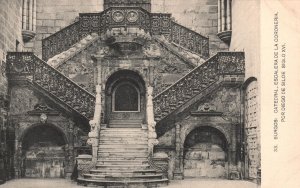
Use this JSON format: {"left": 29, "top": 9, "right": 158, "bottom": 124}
{"left": 77, "top": 127, "right": 168, "bottom": 187}
{"left": 6, "top": 52, "right": 95, "bottom": 120}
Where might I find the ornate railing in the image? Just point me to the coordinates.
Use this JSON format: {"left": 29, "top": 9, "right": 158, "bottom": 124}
{"left": 170, "top": 21, "right": 209, "bottom": 59}
{"left": 42, "top": 21, "right": 81, "bottom": 61}
{"left": 151, "top": 13, "right": 172, "bottom": 36}
{"left": 153, "top": 52, "right": 245, "bottom": 122}
{"left": 6, "top": 52, "right": 95, "bottom": 119}
{"left": 42, "top": 7, "right": 209, "bottom": 61}
{"left": 79, "top": 13, "right": 102, "bottom": 37}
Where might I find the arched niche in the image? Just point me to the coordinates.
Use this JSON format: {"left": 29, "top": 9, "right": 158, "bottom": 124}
{"left": 20, "top": 123, "right": 68, "bottom": 178}
{"left": 105, "top": 69, "right": 146, "bottom": 126}
{"left": 183, "top": 126, "right": 229, "bottom": 179}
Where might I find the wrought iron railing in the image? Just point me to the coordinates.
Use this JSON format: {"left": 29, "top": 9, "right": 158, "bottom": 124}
{"left": 42, "top": 7, "right": 209, "bottom": 61}
{"left": 153, "top": 52, "right": 245, "bottom": 122}
{"left": 6, "top": 52, "right": 95, "bottom": 119}
{"left": 42, "top": 21, "right": 81, "bottom": 61}
{"left": 170, "top": 21, "right": 209, "bottom": 59}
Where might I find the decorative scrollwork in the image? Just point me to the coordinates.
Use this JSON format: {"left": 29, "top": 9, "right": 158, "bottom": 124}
{"left": 7, "top": 52, "right": 95, "bottom": 120}
{"left": 42, "top": 21, "right": 80, "bottom": 61}
{"left": 42, "top": 7, "right": 210, "bottom": 64}
{"left": 153, "top": 52, "right": 245, "bottom": 122}
{"left": 170, "top": 21, "right": 209, "bottom": 59}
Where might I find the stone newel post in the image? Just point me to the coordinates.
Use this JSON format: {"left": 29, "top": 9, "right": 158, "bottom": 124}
{"left": 146, "top": 86, "right": 159, "bottom": 155}
{"left": 87, "top": 54, "right": 103, "bottom": 162}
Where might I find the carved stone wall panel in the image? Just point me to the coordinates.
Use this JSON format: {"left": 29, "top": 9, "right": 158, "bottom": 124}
{"left": 151, "top": 41, "right": 193, "bottom": 96}
{"left": 57, "top": 41, "right": 105, "bottom": 94}
{"left": 245, "top": 80, "right": 259, "bottom": 179}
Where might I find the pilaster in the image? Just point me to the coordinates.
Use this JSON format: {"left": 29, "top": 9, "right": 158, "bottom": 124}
{"left": 146, "top": 86, "right": 158, "bottom": 156}
{"left": 173, "top": 123, "right": 183, "bottom": 179}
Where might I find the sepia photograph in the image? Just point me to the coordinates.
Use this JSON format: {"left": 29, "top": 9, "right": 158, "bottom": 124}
{"left": 0, "top": 0, "right": 298, "bottom": 187}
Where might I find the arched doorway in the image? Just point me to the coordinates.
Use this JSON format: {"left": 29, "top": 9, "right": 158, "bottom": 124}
{"left": 183, "top": 126, "right": 228, "bottom": 179}
{"left": 105, "top": 70, "right": 146, "bottom": 127}
{"left": 21, "top": 124, "right": 67, "bottom": 178}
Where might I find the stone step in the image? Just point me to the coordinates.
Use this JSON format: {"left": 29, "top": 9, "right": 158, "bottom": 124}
{"left": 99, "top": 141, "right": 148, "bottom": 145}
{"left": 98, "top": 144, "right": 148, "bottom": 149}
{"left": 99, "top": 143, "right": 148, "bottom": 149}
{"left": 83, "top": 173, "right": 164, "bottom": 181}
{"left": 99, "top": 137, "right": 148, "bottom": 141}
{"left": 98, "top": 153, "right": 148, "bottom": 158}
{"left": 109, "top": 124, "right": 142, "bottom": 128}
{"left": 97, "top": 159, "right": 148, "bottom": 165}
{"left": 99, "top": 139, "right": 148, "bottom": 143}
{"left": 100, "top": 134, "right": 147, "bottom": 138}
{"left": 101, "top": 127, "right": 144, "bottom": 131}
{"left": 95, "top": 164, "right": 150, "bottom": 170}
{"left": 100, "top": 132, "right": 146, "bottom": 135}
{"left": 89, "top": 169, "right": 157, "bottom": 175}
{"left": 77, "top": 177, "right": 169, "bottom": 187}
{"left": 97, "top": 157, "right": 148, "bottom": 161}
{"left": 98, "top": 148, "right": 148, "bottom": 152}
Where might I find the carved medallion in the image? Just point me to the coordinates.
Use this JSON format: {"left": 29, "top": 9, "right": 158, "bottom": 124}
{"left": 112, "top": 11, "right": 125, "bottom": 23}
{"left": 40, "top": 113, "right": 48, "bottom": 124}
{"left": 127, "top": 11, "right": 139, "bottom": 23}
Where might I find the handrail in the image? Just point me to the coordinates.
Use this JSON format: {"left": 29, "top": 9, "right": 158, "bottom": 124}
{"left": 42, "top": 21, "right": 81, "bottom": 61}
{"left": 170, "top": 21, "right": 210, "bottom": 59}
{"left": 153, "top": 52, "right": 245, "bottom": 121}
{"left": 6, "top": 52, "right": 95, "bottom": 119}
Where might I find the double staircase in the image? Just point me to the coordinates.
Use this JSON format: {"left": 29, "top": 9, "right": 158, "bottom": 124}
{"left": 78, "top": 127, "right": 168, "bottom": 187}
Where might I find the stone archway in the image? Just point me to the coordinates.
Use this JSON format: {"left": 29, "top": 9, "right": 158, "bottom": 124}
{"left": 183, "top": 126, "right": 229, "bottom": 179}
{"left": 105, "top": 70, "right": 146, "bottom": 127}
{"left": 20, "top": 124, "right": 68, "bottom": 178}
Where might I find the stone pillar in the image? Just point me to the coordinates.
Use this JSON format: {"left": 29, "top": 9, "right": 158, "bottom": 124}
{"left": 173, "top": 124, "right": 183, "bottom": 179}
{"left": 66, "top": 120, "right": 75, "bottom": 178}
{"left": 22, "top": 0, "right": 28, "bottom": 30}
{"left": 226, "top": 0, "right": 232, "bottom": 30}
{"left": 221, "top": 0, "right": 226, "bottom": 31}
{"left": 218, "top": 0, "right": 222, "bottom": 33}
{"left": 13, "top": 140, "right": 21, "bottom": 178}
{"left": 33, "top": 0, "right": 36, "bottom": 32}
{"left": 87, "top": 54, "right": 104, "bottom": 162}
{"left": 146, "top": 86, "right": 158, "bottom": 156}
{"left": 28, "top": 0, "right": 33, "bottom": 31}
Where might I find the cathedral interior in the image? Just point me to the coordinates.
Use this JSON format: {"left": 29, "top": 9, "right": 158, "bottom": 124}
{"left": 0, "top": 0, "right": 260, "bottom": 187}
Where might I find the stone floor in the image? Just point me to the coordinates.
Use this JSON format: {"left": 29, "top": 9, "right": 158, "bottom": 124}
{"left": 0, "top": 178, "right": 260, "bottom": 188}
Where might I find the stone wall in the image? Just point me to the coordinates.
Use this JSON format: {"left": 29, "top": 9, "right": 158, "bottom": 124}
{"left": 0, "top": 0, "right": 23, "bottom": 182}
{"left": 0, "top": 0, "right": 23, "bottom": 95}
{"left": 25, "top": 0, "right": 103, "bottom": 57}
{"left": 230, "top": 0, "right": 260, "bottom": 180}
{"left": 152, "top": 0, "right": 228, "bottom": 55}
{"left": 8, "top": 85, "right": 90, "bottom": 178}
{"left": 156, "top": 85, "right": 242, "bottom": 179}
{"left": 230, "top": 0, "right": 260, "bottom": 81}
{"left": 26, "top": 0, "right": 227, "bottom": 58}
